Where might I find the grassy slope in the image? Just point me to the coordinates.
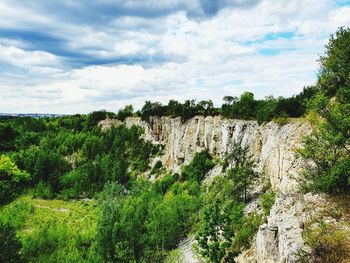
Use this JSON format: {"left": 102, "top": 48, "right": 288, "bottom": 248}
{"left": 0, "top": 194, "right": 99, "bottom": 262}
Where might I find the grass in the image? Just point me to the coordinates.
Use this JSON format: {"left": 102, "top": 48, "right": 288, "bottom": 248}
{"left": 0, "top": 194, "right": 99, "bottom": 263}
{"left": 301, "top": 221, "right": 350, "bottom": 263}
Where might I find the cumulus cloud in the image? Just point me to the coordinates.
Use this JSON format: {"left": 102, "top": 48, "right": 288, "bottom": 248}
{"left": 0, "top": 0, "right": 350, "bottom": 113}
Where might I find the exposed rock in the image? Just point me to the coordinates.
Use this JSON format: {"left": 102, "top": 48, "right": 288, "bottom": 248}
{"left": 255, "top": 193, "right": 330, "bottom": 263}
{"left": 177, "top": 237, "right": 204, "bottom": 263}
{"left": 99, "top": 116, "right": 319, "bottom": 262}
{"left": 100, "top": 116, "right": 310, "bottom": 194}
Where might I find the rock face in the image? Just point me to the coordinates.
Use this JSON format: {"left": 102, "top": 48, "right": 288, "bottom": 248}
{"left": 100, "top": 116, "right": 309, "bottom": 193}
{"left": 99, "top": 116, "right": 315, "bottom": 262}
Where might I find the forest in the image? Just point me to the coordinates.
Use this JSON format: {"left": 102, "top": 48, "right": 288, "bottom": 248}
{"left": 1, "top": 27, "right": 349, "bottom": 262}
{"left": 116, "top": 85, "right": 317, "bottom": 124}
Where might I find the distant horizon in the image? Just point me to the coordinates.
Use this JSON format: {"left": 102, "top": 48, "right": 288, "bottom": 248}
{"left": 1, "top": 0, "right": 350, "bottom": 114}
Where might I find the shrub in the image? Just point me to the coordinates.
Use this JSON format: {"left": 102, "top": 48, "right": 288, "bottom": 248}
{"left": 151, "top": 160, "right": 163, "bottom": 175}
{"left": 33, "top": 181, "right": 54, "bottom": 199}
{"left": 301, "top": 221, "right": 350, "bottom": 263}
{"left": 0, "top": 155, "right": 30, "bottom": 204}
{"left": 117, "top": 105, "right": 134, "bottom": 121}
{"left": 181, "top": 150, "right": 215, "bottom": 183}
{"left": 259, "top": 191, "right": 276, "bottom": 216}
{"left": 0, "top": 200, "right": 34, "bottom": 229}
{"left": 223, "top": 212, "right": 263, "bottom": 260}
{"left": 0, "top": 222, "right": 23, "bottom": 263}
{"left": 273, "top": 114, "right": 289, "bottom": 126}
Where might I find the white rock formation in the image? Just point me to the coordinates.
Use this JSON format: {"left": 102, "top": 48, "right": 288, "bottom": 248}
{"left": 99, "top": 116, "right": 323, "bottom": 262}
{"left": 100, "top": 116, "right": 308, "bottom": 193}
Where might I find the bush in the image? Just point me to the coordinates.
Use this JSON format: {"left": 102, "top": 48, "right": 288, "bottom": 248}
{"left": 259, "top": 191, "right": 276, "bottom": 216}
{"left": 223, "top": 212, "right": 263, "bottom": 260}
{"left": 0, "top": 200, "right": 34, "bottom": 229}
{"left": 151, "top": 160, "right": 163, "bottom": 175}
{"left": 181, "top": 150, "right": 215, "bottom": 183}
{"left": 273, "top": 114, "right": 289, "bottom": 126}
{"left": 33, "top": 181, "right": 54, "bottom": 199}
{"left": 0, "top": 155, "right": 30, "bottom": 204}
{"left": 117, "top": 105, "right": 134, "bottom": 121}
{"left": 0, "top": 222, "right": 23, "bottom": 263}
{"left": 301, "top": 221, "right": 350, "bottom": 263}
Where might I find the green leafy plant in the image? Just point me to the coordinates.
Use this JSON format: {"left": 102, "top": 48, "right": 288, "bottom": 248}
{"left": 0, "top": 155, "right": 30, "bottom": 204}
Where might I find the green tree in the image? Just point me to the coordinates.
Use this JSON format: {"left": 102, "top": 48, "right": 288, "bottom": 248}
{"left": 300, "top": 92, "right": 350, "bottom": 193}
{"left": 0, "top": 123, "right": 17, "bottom": 151}
{"left": 237, "top": 92, "right": 256, "bottom": 119}
{"left": 256, "top": 96, "right": 278, "bottom": 124}
{"left": 197, "top": 201, "right": 230, "bottom": 263}
{"left": 0, "top": 155, "right": 30, "bottom": 204}
{"left": 300, "top": 27, "right": 350, "bottom": 193}
{"left": 197, "top": 100, "right": 215, "bottom": 116}
{"left": 181, "top": 150, "right": 215, "bottom": 183}
{"left": 225, "top": 141, "right": 258, "bottom": 202}
{"left": 0, "top": 222, "right": 23, "bottom": 263}
{"left": 117, "top": 105, "right": 134, "bottom": 121}
{"left": 318, "top": 27, "right": 350, "bottom": 97}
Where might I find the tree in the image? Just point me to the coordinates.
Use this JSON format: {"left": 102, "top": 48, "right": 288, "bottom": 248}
{"left": 223, "top": 96, "right": 237, "bottom": 106}
{"left": 0, "top": 123, "right": 17, "bottom": 151}
{"left": 197, "top": 201, "right": 229, "bottom": 263}
{"left": 225, "top": 140, "right": 258, "bottom": 202}
{"left": 300, "top": 27, "right": 350, "bottom": 193}
{"left": 300, "top": 92, "right": 350, "bottom": 193}
{"left": 238, "top": 92, "right": 256, "bottom": 119}
{"left": 318, "top": 27, "right": 350, "bottom": 97}
{"left": 0, "top": 155, "right": 30, "bottom": 204}
{"left": 181, "top": 150, "right": 215, "bottom": 183}
{"left": 197, "top": 100, "right": 215, "bottom": 116}
{"left": 117, "top": 105, "right": 134, "bottom": 121}
{"left": 140, "top": 101, "right": 164, "bottom": 122}
{"left": 0, "top": 222, "right": 23, "bottom": 263}
{"left": 86, "top": 110, "right": 115, "bottom": 129}
{"left": 256, "top": 96, "right": 278, "bottom": 124}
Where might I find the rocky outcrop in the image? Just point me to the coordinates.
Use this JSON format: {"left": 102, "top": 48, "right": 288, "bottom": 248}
{"left": 100, "top": 116, "right": 309, "bottom": 194}
{"left": 99, "top": 116, "right": 317, "bottom": 262}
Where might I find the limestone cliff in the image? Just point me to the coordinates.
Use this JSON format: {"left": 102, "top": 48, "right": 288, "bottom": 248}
{"left": 99, "top": 116, "right": 324, "bottom": 262}
{"left": 100, "top": 116, "right": 308, "bottom": 193}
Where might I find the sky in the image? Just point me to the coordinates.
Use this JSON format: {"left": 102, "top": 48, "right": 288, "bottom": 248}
{"left": 1, "top": 0, "right": 350, "bottom": 114}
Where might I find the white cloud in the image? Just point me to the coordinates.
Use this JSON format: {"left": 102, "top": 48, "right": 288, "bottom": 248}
{"left": 1, "top": 0, "right": 350, "bottom": 113}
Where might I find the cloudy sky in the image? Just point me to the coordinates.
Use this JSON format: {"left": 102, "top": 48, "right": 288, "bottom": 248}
{"left": 1, "top": 0, "right": 350, "bottom": 114}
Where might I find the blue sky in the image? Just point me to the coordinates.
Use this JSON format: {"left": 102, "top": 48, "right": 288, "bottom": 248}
{"left": 1, "top": 0, "right": 350, "bottom": 113}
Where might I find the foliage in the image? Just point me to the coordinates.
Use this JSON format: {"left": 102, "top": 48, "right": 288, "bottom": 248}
{"left": 196, "top": 142, "right": 261, "bottom": 262}
{"left": 259, "top": 190, "right": 276, "bottom": 216}
{"left": 197, "top": 201, "right": 243, "bottom": 263}
{"left": 96, "top": 180, "right": 201, "bottom": 262}
{"left": 221, "top": 87, "right": 316, "bottom": 123}
{"left": 140, "top": 99, "right": 218, "bottom": 123}
{"left": 181, "top": 150, "right": 215, "bottom": 183}
{"left": 225, "top": 141, "right": 258, "bottom": 202}
{"left": 86, "top": 110, "right": 115, "bottom": 130}
{"left": 1, "top": 195, "right": 99, "bottom": 263}
{"left": 318, "top": 27, "right": 350, "bottom": 97}
{"left": 272, "top": 114, "right": 289, "bottom": 126}
{"left": 151, "top": 160, "right": 163, "bottom": 175}
{"left": 223, "top": 212, "right": 263, "bottom": 260}
{"left": 117, "top": 104, "right": 134, "bottom": 121}
{"left": 0, "top": 154, "right": 30, "bottom": 204}
{"left": 0, "top": 123, "right": 18, "bottom": 151}
{"left": 300, "top": 221, "right": 350, "bottom": 263}
{"left": 33, "top": 181, "right": 54, "bottom": 199}
{"left": 0, "top": 114, "right": 158, "bottom": 199}
{"left": 300, "top": 27, "right": 350, "bottom": 194}
{"left": 0, "top": 222, "right": 23, "bottom": 263}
